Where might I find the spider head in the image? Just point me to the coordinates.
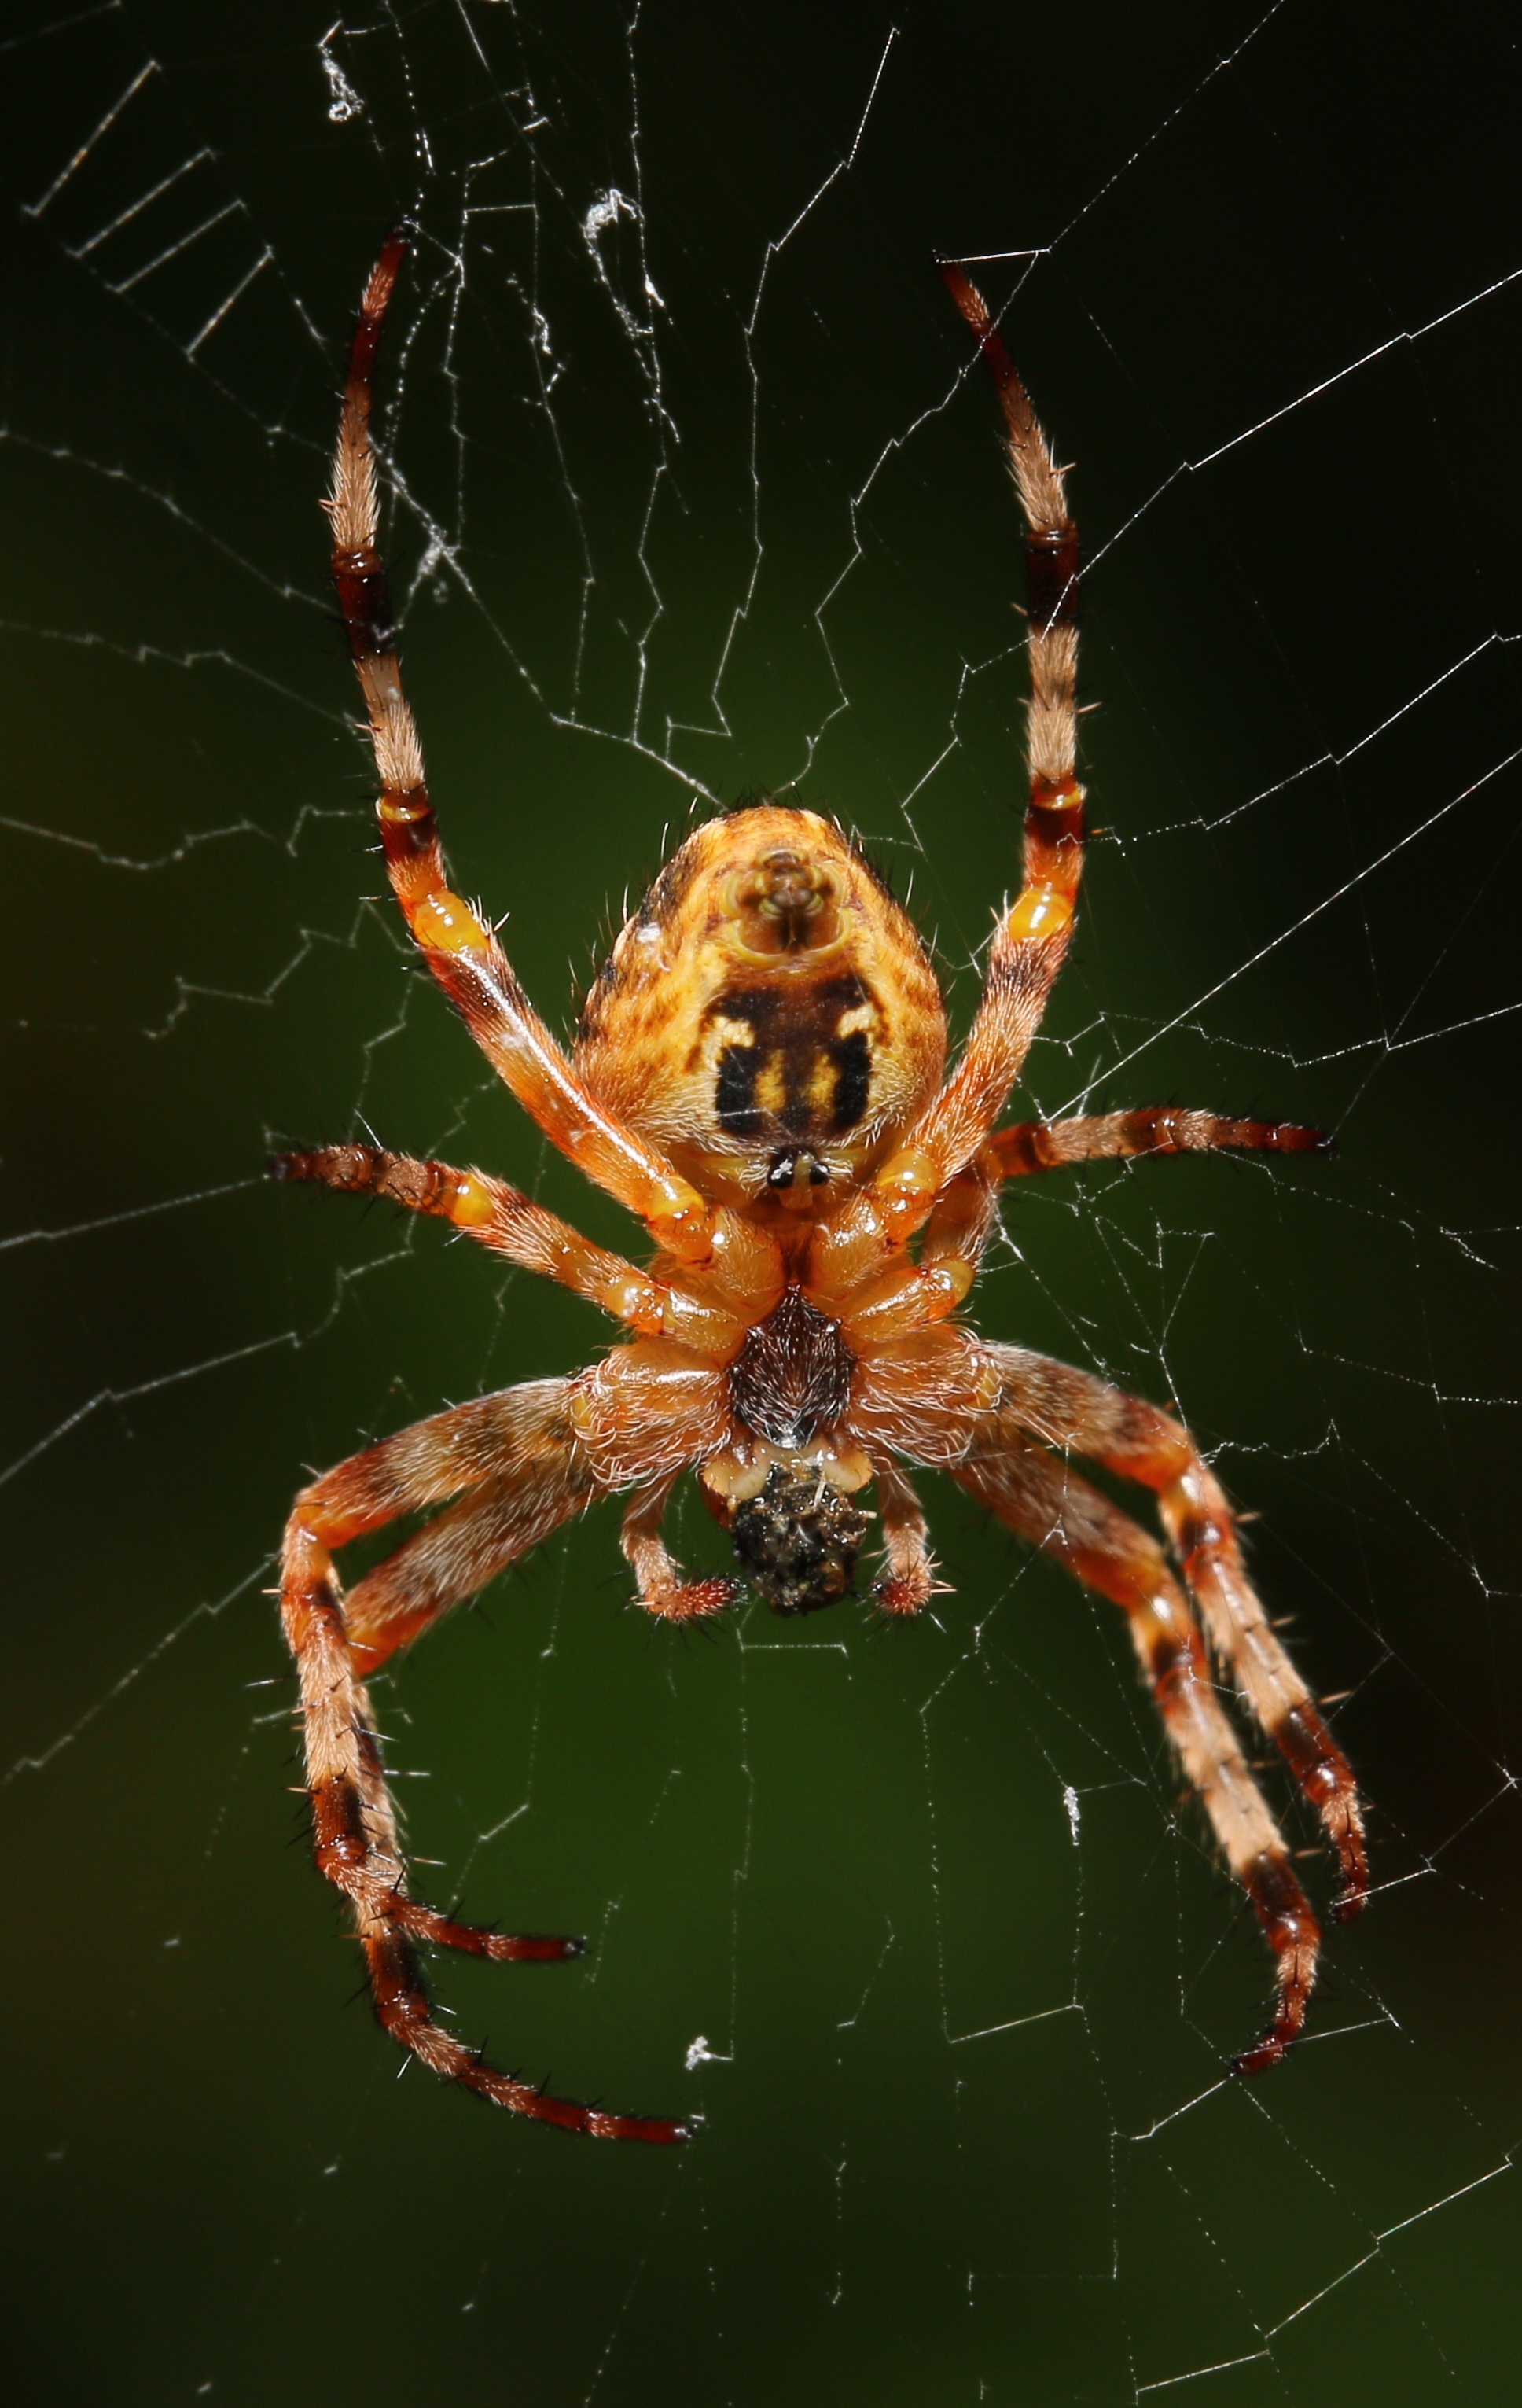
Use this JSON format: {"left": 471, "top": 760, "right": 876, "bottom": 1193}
{"left": 700, "top": 1430, "right": 873, "bottom": 1616}
{"left": 728, "top": 1464, "right": 869, "bottom": 1614}
{"left": 575, "top": 805, "right": 947, "bottom": 1195}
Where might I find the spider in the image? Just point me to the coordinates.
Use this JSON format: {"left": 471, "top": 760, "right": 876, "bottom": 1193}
{"left": 276, "top": 234, "right": 1367, "bottom": 2145}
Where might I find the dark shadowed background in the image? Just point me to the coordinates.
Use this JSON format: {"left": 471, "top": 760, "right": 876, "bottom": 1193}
{"left": 3, "top": 2, "right": 1520, "bottom": 2402}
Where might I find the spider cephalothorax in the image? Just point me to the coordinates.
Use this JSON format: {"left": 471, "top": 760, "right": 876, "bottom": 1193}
{"left": 721, "top": 1279, "right": 863, "bottom": 1611}
{"left": 276, "top": 234, "right": 1366, "bottom": 2148}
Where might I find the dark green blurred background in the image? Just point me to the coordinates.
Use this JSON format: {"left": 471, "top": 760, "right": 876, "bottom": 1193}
{"left": 4, "top": 3, "right": 1520, "bottom": 2401}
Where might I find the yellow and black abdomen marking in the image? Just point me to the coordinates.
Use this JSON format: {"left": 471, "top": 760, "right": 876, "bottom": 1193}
{"left": 710, "top": 975, "right": 876, "bottom": 1143}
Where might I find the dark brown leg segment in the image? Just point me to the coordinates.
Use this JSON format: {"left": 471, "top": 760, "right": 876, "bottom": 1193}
{"left": 281, "top": 1379, "right": 689, "bottom": 2141}
{"left": 950, "top": 1426, "right": 1320, "bottom": 2071}
{"left": 981, "top": 1343, "right": 1367, "bottom": 1916}
{"left": 990, "top": 1110, "right": 1329, "bottom": 1180}
{"left": 325, "top": 237, "right": 728, "bottom": 1265}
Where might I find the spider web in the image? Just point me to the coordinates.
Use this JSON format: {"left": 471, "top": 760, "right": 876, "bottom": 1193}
{"left": 2, "top": 2, "right": 1520, "bottom": 2399}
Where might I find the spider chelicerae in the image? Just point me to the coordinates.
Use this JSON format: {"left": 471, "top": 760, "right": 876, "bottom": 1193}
{"left": 276, "top": 235, "right": 1366, "bottom": 2144}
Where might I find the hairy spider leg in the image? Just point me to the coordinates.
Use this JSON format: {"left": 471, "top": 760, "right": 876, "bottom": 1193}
{"left": 281, "top": 1377, "right": 689, "bottom": 2142}
{"left": 808, "top": 266, "right": 1084, "bottom": 1313}
{"left": 340, "top": 1461, "right": 582, "bottom": 1673}
{"left": 619, "top": 1475, "right": 742, "bottom": 1622}
{"left": 984, "top": 1344, "right": 1367, "bottom": 1913}
{"left": 988, "top": 1111, "right": 1330, "bottom": 1179}
{"left": 327, "top": 234, "right": 774, "bottom": 1286}
{"left": 873, "top": 1460, "right": 943, "bottom": 1615}
{"left": 823, "top": 1152, "right": 1001, "bottom": 1357}
{"left": 273, "top": 1143, "right": 748, "bottom": 1357}
{"left": 915, "top": 263, "right": 1084, "bottom": 1172}
{"left": 948, "top": 1424, "right": 1319, "bottom": 2072}
{"left": 832, "top": 1111, "right": 1329, "bottom": 1352}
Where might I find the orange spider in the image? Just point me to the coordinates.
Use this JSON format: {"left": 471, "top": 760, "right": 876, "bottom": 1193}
{"left": 275, "top": 235, "right": 1366, "bottom": 2145}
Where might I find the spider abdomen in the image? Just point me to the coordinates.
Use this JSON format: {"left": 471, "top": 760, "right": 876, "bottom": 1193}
{"left": 708, "top": 974, "right": 874, "bottom": 1146}
{"left": 573, "top": 805, "right": 947, "bottom": 1181}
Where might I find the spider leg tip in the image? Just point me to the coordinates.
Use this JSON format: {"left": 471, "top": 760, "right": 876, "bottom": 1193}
{"left": 1228, "top": 2034, "right": 1289, "bottom": 2079}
